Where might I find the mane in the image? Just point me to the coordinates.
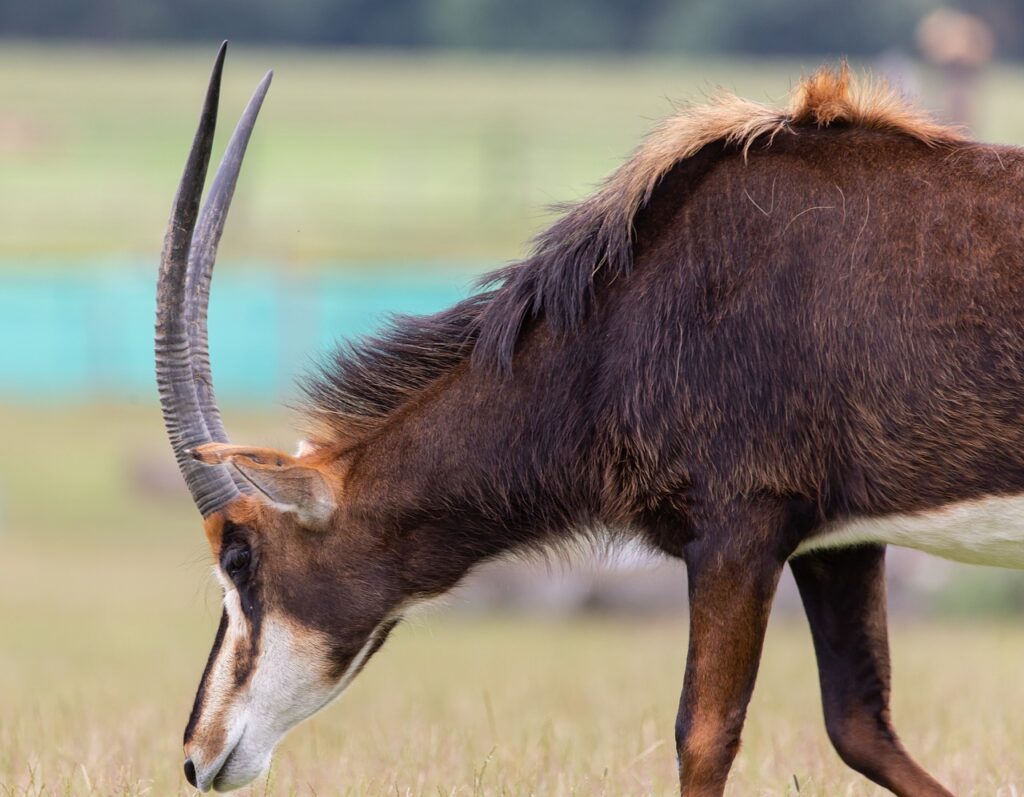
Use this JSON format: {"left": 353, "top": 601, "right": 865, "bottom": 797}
{"left": 303, "top": 64, "right": 964, "bottom": 443}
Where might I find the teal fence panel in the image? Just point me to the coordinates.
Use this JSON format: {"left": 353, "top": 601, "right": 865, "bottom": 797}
{"left": 0, "top": 264, "right": 473, "bottom": 402}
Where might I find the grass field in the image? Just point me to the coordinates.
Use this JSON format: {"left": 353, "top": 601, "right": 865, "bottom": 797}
{"left": 6, "top": 46, "right": 1024, "bottom": 264}
{"left": 4, "top": 404, "right": 1024, "bottom": 796}
{"left": 9, "top": 45, "right": 1024, "bottom": 796}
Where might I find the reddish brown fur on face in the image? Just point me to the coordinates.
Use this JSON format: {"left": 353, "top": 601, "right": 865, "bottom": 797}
{"left": 202, "top": 497, "right": 271, "bottom": 555}
{"left": 224, "top": 495, "right": 272, "bottom": 529}
{"left": 201, "top": 511, "right": 226, "bottom": 554}
{"left": 187, "top": 716, "right": 229, "bottom": 773}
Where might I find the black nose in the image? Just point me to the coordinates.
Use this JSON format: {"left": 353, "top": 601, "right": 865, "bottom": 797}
{"left": 184, "top": 757, "right": 197, "bottom": 788}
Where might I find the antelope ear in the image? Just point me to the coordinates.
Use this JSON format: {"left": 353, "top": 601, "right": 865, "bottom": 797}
{"left": 192, "top": 443, "right": 337, "bottom": 530}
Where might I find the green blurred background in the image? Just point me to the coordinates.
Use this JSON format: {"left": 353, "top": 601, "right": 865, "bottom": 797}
{"left": 5, "top": 2, "right": 1024, "bottom": 795}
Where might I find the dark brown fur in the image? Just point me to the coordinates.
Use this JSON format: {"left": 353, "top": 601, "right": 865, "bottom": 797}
{"left": 188, "top": 67, "right": 1023, "bottom": 794}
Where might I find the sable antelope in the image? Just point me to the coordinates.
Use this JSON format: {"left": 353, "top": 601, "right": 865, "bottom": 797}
{"left": 158, "top": 43, "right": 1024, "bottom": 796}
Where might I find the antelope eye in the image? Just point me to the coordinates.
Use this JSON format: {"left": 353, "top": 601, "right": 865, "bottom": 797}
{"left": 223, "top": 547, "right": 251, "bottom": 580}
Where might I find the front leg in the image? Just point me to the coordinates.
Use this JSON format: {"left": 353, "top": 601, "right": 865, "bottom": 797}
{"left": 676, "top": 504, "right": 789, "bottom": 796}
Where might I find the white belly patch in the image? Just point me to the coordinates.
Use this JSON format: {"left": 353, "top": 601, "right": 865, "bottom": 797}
{"left": 795, "top": 493, "right": 1024, "bottom": 569}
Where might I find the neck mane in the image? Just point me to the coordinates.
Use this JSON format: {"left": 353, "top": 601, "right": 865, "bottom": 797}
{"left": 301, "top": 63, "right": 964, "bottom": 448}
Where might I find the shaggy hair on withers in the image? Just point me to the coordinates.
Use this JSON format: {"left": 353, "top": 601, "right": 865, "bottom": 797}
{"left": 302, "top": 63, "right": 964, "bottom": 445}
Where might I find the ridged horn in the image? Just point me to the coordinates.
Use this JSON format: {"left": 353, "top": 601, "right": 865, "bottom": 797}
{"left": 186, "top": 66, "right": 273, "bottom": 493}
{"left": 155, "top": 42, "right": 272, "bottom": 517}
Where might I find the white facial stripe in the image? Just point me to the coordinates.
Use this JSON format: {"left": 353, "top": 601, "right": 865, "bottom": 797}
{"left": 797, "top": 492, "right": 1024, "bottom": 568}
{"left": 214, "top": 569, "right": 250, "bottom": 640}
{"left": 186, "top": 572, "right": 256, "bottom": 790}
{"left": 189, "top": 611, "right": 401, "bottom": 793}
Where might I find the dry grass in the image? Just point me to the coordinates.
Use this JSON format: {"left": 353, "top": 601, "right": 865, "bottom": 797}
{"left": 4, "top": 536, "right": 1024, "bottom": 797}
{"left": 3, "top": 405, "right": 1024, "bottom": 796}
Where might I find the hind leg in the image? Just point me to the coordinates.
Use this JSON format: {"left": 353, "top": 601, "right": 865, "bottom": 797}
{"left": 790, "top": 544, "right": 953, "bottom": 797}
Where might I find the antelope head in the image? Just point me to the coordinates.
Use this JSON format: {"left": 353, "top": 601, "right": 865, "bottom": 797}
{"left": 156, "top": 45, "right": 403, "bottom": 791}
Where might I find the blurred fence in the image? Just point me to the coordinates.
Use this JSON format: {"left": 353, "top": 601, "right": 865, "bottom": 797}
{"left": 0, "top": 261, "right": 470, "bottom": 402}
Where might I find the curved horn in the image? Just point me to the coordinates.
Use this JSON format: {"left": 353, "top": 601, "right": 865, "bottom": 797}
{"left": 155, "top": 42, "right": 241, "bottom": 517}
{"left": 186, "top": 68, "right": 273, "bottom": 494}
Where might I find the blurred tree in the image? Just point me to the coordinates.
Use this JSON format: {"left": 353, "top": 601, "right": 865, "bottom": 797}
{"left": 1, "top": 0, "right": 1023, "bottom": 59}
